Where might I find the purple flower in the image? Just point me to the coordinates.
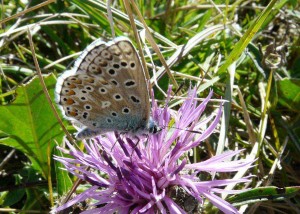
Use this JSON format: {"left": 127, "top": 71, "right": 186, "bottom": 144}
{"left": 53, "top": 87, "right": 253, "bottom": 214}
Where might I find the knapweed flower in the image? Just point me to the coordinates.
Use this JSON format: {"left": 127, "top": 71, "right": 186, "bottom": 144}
{"left": 53, "top": 87, "right": 253, "bottom": 214}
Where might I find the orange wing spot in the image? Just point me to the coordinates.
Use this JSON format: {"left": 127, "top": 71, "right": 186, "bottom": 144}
{"left": 99, "top": 61, "right": 108, "bottom": 67}
{"left": 109, "top": 45, "right": 121, "bottom": 56}
{"left": 100, "top": 80, "right": 109, "bottom": 85}
{"left": 74, "top": 79, "right": 83, "bottom": 84}
{"left": 69, "top": 84, "right": 76, "bottom": 88}
{"left": 69, "top": 111, "right": 78, "bottom": 117}
{"left": 96, "top": 67, "right": 102, "bottom": 75}
{"left": 66, "top": 98, "right": 75, "bottom": 105}
{"left": 86, "top": 78, "right": 95, "bottom": 83}
{"left": 68, "top": 90, "right": 75, "bottom": 95}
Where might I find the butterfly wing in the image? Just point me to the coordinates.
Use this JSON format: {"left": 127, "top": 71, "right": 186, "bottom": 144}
{"left": 55, "top": 37, "right": 150, "bottom": 137}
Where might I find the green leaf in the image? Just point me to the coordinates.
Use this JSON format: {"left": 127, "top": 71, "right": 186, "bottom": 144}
{"left": 54, "top": 147, "right": 73, "bottom": 196}
{"left": 0, "top": 74, "right": 64, "bottom": 177}
{"left": 23, "top": 186, "right": 47, "bottom": 211}
{"left": 217, "top": 0, "right": 280, "bottom": 74}
{"left": 2, "top": 189, "right": 25, "bottom": 207}
{"left": 277, "top": 78, "right": 300, "bottom": 111}
{"left": 228, "top": 186, "right": 300, "bottom": 206}
{"left": 21, "top": 166, "right": 48, "bottom": 211}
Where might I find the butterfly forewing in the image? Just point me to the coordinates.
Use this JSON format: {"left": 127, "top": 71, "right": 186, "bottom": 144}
{"left": 56, "top": 37, "right": 151, "bottom": 135}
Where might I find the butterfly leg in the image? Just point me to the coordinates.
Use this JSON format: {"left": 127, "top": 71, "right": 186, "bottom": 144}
{"left": 124, "top": 136, "right": 142, "bottom": 159}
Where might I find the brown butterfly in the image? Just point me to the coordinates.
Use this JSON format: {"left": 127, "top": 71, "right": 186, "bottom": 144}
{"left": 55, "top": 37, "right": 160, "bottom": 139}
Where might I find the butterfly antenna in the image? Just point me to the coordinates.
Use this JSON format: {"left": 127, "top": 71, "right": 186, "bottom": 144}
{"left": 110, "top": 132, "right": 120, "bottom": 151}
{"left": 161, "top": 124, "right": 202, "bottom": 134}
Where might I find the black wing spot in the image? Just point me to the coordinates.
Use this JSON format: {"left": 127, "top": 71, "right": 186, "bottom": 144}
{"left": 85, "top": 86, "right": 93, "bottom": 91}
{"left": 113, "top": 64, "right": 120, "bottom": 69}
{"left": 99, "top": 87, "right": 107, "bottom": 94}
{"left": 111, "top": 80, "right": 118, "bottom": 86}
{"left": 114, "top": 94, "right": 122, "bottom": 100}
{"left": 108, "top": 69, "right": 116, "bottom": 75}
{"left": 130, "top": 62, "right": 135, "bottom": 68}
{"left": 130, "top": 96, "right": 140, "bottom": 103}
{"left": 121, "top": 61, "right": 128, "bottom": 67}
{"left": 84, "top": 104, "right": 92, "bottom": 110}
{"left": 122, "top": 107, "right": 130, "bottom": 114}
{"left": 124, "top": 80, "right": 135, "bottom": 87}
{"left": 82, "top": 112, "right": 89, "bottom": 119}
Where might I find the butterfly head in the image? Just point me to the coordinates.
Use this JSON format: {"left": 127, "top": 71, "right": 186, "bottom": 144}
{"left": 147, "top": 117, "right": 162, "bottom": 134}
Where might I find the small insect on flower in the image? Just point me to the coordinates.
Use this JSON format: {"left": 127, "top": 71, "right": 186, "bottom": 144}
{"left": 53, "top": 87, "right": 254, "bottom": 214}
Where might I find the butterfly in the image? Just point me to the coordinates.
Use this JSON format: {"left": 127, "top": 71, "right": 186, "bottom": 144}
{"left": 55, "top": 37, "right": 160, "bottom": 139}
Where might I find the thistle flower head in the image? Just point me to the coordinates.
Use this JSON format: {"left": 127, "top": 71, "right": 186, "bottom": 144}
{"left": 53, "top": 87, "right": 253, "bottom": 214}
